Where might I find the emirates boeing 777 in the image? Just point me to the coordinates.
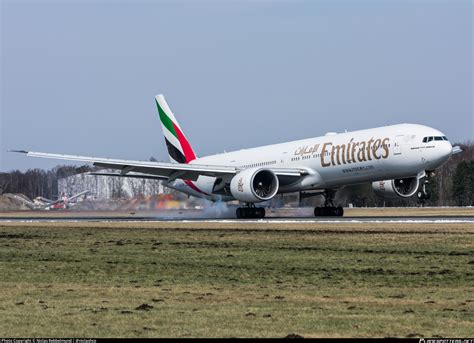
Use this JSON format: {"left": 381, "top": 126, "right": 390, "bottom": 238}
{"left": 12, "top": 94, "right": 461, "bottom": 218}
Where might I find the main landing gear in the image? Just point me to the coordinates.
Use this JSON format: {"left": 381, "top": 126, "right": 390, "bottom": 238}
{"left": 314, "top": 206, "right": 344, "bottom": 217}
{"left": 236, "top": 205, "right": 265, "bottom": 219}
{"left": 314, "top": 190, "right": 344, "bottom": 217}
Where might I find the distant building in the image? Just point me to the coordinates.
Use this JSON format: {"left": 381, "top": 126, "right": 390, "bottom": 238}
{"left": 58, "top": 170, "right": 168, "bottom": 200}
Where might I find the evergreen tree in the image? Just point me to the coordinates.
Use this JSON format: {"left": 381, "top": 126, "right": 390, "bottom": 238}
{"left": 452, "top": 161, "right": 474, "bottom": 206}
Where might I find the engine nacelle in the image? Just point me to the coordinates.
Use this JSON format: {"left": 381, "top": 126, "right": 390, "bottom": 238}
{"left": 372, "top": 177, "right": 420, "bottom": 199}
{"left": 230, "top": 168, "right": 279, "bottom": 203}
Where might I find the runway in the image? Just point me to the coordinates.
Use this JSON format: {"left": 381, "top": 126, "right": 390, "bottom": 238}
{"left": 1, "top": 207, "right": 473, "bottom": 224}
{"left": 1, "top": 215, "right": 473, "bottom": 223}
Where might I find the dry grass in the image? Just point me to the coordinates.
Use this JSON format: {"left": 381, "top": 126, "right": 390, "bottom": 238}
{"left": 1, "top": 220, "right": 473, "bottom": 233}
{"left": 0, "top": 221, "right": 472, "bottom": 337}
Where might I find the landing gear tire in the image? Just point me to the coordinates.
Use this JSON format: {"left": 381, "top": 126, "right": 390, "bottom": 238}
{"left": 314, "top": 207, "right": 321, "bottom": 216}
{"left": 417, "top": 177, "right": 432, "bottom": 206}
{"left": 314, "top": 206, "right": 344, "bottom": 217}
{"left": 236, "top": 207, "right": 265, "bottom": 219}
{"left": 314, "top": 189, "right": 344, "bottom": 217}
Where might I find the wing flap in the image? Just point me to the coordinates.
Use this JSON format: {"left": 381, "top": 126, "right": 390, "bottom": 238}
{"left": 88, "top": 172, "right": 169, "bottom": 180}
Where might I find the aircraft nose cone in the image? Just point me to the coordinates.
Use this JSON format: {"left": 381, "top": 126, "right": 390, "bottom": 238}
{"left": 446, "top": 140, "right": 452, "bottom": 154}
{"left": 441, "top": 141, "right": 452, "bottom": 160}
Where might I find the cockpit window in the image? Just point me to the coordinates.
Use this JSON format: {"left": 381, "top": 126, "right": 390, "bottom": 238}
{"left": 422, "top": 136, "right": 448, "bottom": 143}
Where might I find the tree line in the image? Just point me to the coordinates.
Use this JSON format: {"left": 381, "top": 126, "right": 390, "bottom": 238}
{"left": 1, "top": 144, "right": 473, "bottom": 206}
{"left": 0, "top": 165, "right": 93, "bottom": 201}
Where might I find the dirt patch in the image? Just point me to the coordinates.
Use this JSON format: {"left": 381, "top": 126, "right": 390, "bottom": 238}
{"left": 135, "top": 303, "right": 153, "bottom": 311}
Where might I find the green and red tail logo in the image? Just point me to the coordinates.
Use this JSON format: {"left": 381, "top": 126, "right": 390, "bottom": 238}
{"left": 155, "top": 94, "right": 197, "bottom": 164}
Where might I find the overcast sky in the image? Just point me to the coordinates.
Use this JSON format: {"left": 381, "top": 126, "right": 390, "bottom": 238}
{"left": 1, "top": 0, "right": 472, "bottom": 171}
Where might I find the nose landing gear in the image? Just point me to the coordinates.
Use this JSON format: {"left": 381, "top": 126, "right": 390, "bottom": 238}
{"left": 314, "top": 190, "right": 344, "bottom": 217}
{"left": 417, "top": 171, "right": 434, "bottom": 205}
{"left": 417, "top": 183, "right": 431, "bottom": 201}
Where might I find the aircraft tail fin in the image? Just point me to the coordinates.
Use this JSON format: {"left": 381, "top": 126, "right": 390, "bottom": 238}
{"left": 155, "top": 94, "right": 197, "bottom": 164}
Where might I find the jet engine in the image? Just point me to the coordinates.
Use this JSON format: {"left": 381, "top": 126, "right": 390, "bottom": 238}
{"left": 372, "top": 177, "right": 420, "bottom": 199}
{"left": 230, "top": 168, "right": 279, "bottom": 203}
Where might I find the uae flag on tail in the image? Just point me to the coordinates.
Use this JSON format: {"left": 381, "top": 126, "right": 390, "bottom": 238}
{"left": 155, "top": 94, "right": 197, "bottom": 164}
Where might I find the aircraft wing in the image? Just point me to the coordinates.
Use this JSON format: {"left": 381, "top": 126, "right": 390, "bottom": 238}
{"left": 12, "top": 150, "right": 238, "bottom": 181}
{"left": 11, "top": 151, "right": 308, "bottom": 184}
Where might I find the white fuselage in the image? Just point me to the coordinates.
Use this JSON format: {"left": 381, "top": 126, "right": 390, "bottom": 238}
{"left": 165, "top": 123, "right": 453, "bottom": 202}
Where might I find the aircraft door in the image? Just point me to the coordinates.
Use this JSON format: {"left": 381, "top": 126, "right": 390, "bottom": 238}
{"left": 393, "top": 135, "right": 403, "bottom": 155}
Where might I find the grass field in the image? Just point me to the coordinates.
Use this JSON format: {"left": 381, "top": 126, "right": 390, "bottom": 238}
{"left": 0, "top": 221, "right": 472, "bottom": 337}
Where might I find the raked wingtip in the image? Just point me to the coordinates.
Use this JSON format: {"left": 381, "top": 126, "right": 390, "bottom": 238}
{"left": 8, "top": 150, "right": 29, "bottom": 154}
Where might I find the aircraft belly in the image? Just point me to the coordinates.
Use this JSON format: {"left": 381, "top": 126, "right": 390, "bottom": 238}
{"left": 318, "top": 161, "right": 379, "bottom": 184}
{"left": 163, "top": 177, "right": 230, "bottom": 202}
